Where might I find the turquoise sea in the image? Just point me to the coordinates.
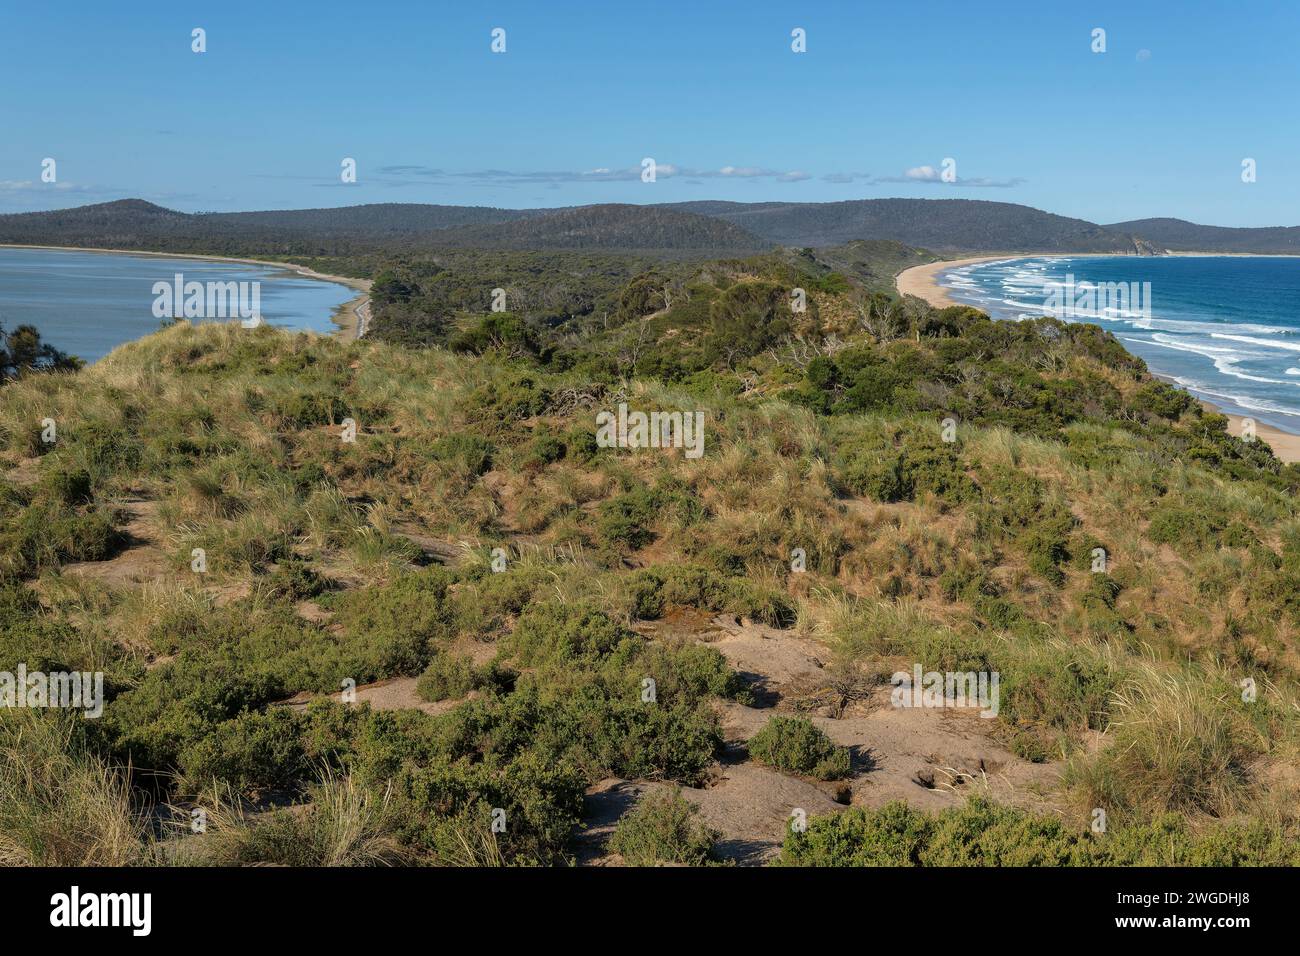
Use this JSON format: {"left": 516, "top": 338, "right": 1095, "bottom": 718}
{"left": 940, "top": 255, "right": 1300, "bottom": 434}
{"left": 0, "top": 247, "right": 356, "bottom": 363}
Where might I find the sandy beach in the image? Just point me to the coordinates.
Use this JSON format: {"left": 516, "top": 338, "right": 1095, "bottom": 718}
{"left": 894, "top": 255, "right": 1023, "bottom": 307}
{"left": 896, "top": 253, "right": 1300, "bottom": 464}
{"left": 0, "top": 243, "right": 372, "bottom": 340}
{"left": 1211, "top": 404, "right": 1300, "bottom": 462}
{"left": 894, "top": 252, "right": 1122, "bottom": 308}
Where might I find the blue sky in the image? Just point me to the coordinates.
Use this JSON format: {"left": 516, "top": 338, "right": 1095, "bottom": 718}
{"left": 1, "top": 0, "right": 1296, "bottom": 225}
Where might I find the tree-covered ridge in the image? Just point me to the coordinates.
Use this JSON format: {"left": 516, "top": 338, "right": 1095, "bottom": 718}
{"left": 667, "top": 197, "right": 1164, "bottom": 252}
{"left": 1107, "top": 217, "right": 1300, "bottom": 254}
{"left": 0, "top": 195, "right": 1210, "bottom": 257}
{"left": 0, "top": 200, "right": 768, "bottom": 258}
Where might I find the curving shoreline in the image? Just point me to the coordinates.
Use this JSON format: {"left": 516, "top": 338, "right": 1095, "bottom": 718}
{"left": 895, "top": 255, "right": 1022, "bottom": 306}
{"left": 895, "top": 253, "right": 1300, "bottom": 463}
{"left": 895, "top": 253, "right": 1121, "bottom": 307}
{"left": 0, "top": 243, "right": 372, "bottom": 341}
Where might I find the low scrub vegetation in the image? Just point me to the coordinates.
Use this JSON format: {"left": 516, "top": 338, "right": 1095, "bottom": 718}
{"left": 609, "top": 788, "right": 717, "bottom": 866}
{"left": 1, "top": 247, "right": 1298, "bottom": 867}
{"left": 748, "top": 716, "right": 851, "bottom": 780}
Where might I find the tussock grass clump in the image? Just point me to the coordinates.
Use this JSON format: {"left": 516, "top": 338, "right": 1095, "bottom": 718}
{"left": 0, "top": 712, "right": 148, "bottom": 866}
{"left": 175, "top": 772, "right": 407, "bottom": 867}
{"left": 1066, "top": 664, "right": 1268, "bottom": 819}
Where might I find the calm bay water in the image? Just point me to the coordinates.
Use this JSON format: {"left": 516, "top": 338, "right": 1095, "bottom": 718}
{"left": 940, "top": 255, "right": 1300, "bottom": 433}
{"left": 0, "top": 247, "right": 356, "bottom": 363}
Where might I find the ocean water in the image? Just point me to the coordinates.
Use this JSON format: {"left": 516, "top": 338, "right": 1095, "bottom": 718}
{"left": 940, "top": 255, "right": 1300, "bottom": 433}
{"left": 0, "top": 247, "right": 357, "bottom": 363}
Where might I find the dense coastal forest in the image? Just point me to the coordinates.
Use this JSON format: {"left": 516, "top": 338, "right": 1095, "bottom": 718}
{"left": 2, "top": 212, "right": 1299, "bottom": 867}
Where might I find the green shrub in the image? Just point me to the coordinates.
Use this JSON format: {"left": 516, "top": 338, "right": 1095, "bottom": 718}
{"left": 778, "top": 798, "right": 1300, "bottom": 866}
{"left": 429, "top": 434, "right": 495, "bottom": 476}
{"left": 332, "top": 567, "right": 455, "bottom": 675}
{"left": 416, "top": 655, "right": 477, "bottom": 702}
{"left": 39, "top": 467, "right": 93, "bottom": 505}
{"left": 178, "top": 709, "right": 307, "bottom": 793}
{"left": 625, "top": 564, "right": 792, "bottom": 626}
{"left": 748, "top": 715, "right": 851, "bottom": 780}
{"left": 0, "top": 496, "right": 121, "bottom": 579}
{"left": 503, "top": 601, "right": 633, "bottom": 665}
{"left": 264, "top": 557, "right": 327, "bottom": 602}
{"left": 414, "top": 655, "right": 511, "bottom": 702}
{"left": 1148, "top": 504, "right": 1255, "bottom": 550}
{"left": 637, "top": 641, "right": 753, "bottom": 706}
{"left": 610, "top": 788, "right": 716, "bottom": 865}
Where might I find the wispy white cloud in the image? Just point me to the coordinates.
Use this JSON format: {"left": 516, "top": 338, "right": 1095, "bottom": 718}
{"left": 871, "top": 164, "right": 1025, "bottom": 188}
{"left": 369, "top": 163, "right": 808, "bottom": 186}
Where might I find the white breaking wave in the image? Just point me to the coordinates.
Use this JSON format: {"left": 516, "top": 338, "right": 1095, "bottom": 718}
{"left": 1211, "top": 332, "right": 1300, "bottom": 353}
{"left": 1134, "top": 334, "right": 1298, "bottom": 387}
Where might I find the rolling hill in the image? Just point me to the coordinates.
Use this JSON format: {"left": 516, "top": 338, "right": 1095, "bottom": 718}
{"left": 1106, "top": 217, "right": 1300, "bottom": 254}
{"left": 22, "top": 198, "right": 1300, "bottom": 257}
{"left": 0, "top": 200, "right": 765, "bottom": 256}
{"left": 667, "top": 198, "right": 1163, "bottom": 253}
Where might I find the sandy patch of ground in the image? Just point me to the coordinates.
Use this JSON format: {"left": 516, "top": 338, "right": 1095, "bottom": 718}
{"left": 295, "top": 600, "right": 332, "bottom": 624}
{"left": 575, "top": 613, "right": 1063, "bottom": 864}
{"left": 576, "top": 765, "right": 846, "bottom": 866}
{"left": 717, "top": 693, "right": 1059, "bottom": 814}
{"left": 699, "top": 614, "right": 830, "bottom": 706}
{"left": 61, "top": 499, "right": 171, "bottom": 586}
{"left": 279, "top": 676, "right": 465, "bottom": 717}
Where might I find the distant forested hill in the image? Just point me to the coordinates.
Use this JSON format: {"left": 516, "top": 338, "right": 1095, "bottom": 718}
{"left": 426, "top": 204, "right": 768, "bottom": 252}
{"left": 209, "top": 203, "right": 535, "bottom": 236}
{"left": 1106, "top": 217, "right": 1300, "bottom": 254}
{"left": 0, "top": 200, "right": 764, "bottom": 256}
{"left": 666, "top": 198, "right": 1162, "bottom": 253}
{"left": 24, "top": 197, "right": 1300, "bottom": 258}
